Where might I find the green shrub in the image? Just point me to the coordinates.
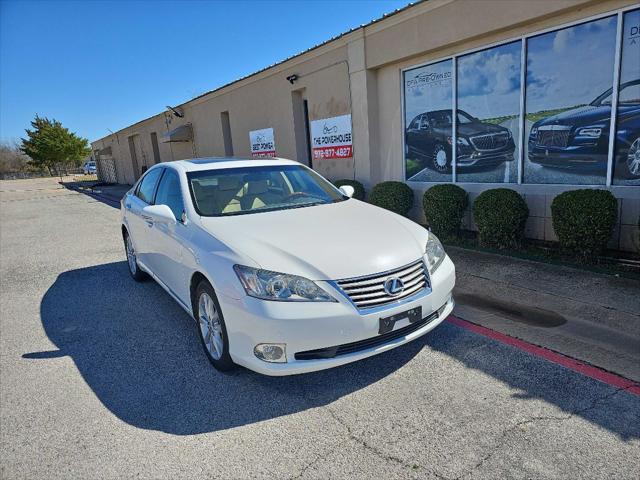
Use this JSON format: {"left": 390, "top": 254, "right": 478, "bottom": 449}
{"left": 473, "top": 188, "right": 529, "bottom": 249}
{"left": 422, "top": 184, "right": 468, "bottom": 239}
{"left": 369, "top": 181, "right": 414, "bottom": 216}
{"left": 333, "top": 179, "right": 365, "bottom": 201}
{"left": 551, "top": 189, "right": 617, "bottom": 258}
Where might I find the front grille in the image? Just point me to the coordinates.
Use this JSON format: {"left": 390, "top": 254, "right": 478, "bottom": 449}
{"left": 469, "top": 132, "right": 510, "bottom": 151}
{"left": 335, "top": 259, "right": 429, "bottom": 310}
{"left": 536, "top": 129, "right": 571, "bottom": 147}
{"left": 294, "top": 303, "right": 448, "bottom": 361}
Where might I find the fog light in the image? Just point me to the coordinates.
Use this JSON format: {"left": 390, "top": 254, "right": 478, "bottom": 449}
{"left": 254, "top": 343, "right": 287, "bottom": 363}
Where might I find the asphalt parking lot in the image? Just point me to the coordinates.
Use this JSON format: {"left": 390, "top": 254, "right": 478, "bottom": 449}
{"left": 1, "top": 178, "right": 639, "bottom": 479}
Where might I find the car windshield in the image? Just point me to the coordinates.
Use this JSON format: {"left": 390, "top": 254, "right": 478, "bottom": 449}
{"left": 187, "top": 164, "right": 347, "bottom": 216}
{"left": 428, "top": 111, "right": 453, "bottom": 127}
{"left": 590, "top": 80, "right": 640, "bottom": 107}
{"left": 457, "top": 111, "right": 476, "bottom": 124}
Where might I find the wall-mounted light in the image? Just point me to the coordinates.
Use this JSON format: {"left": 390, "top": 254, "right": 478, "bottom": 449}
{"left": 286, "top": 74, "right": 298, "bottom": 84}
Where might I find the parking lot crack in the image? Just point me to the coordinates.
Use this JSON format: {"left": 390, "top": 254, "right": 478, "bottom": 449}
{"left": 323, "top": 405, "right": 453, "bottom": 479}
{"left": 288, "top": 439, "right": 346, "bottom": 480}
{"left": 456, "top": 386, "right": 631, "bottom": 479}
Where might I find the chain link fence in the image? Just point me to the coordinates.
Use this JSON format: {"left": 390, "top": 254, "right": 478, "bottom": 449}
{"left": 96, "top": 156, "right": 118, "bottom": 184}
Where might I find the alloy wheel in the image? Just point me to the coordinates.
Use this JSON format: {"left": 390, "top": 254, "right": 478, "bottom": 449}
{"left": 627, "top": 138, "right": 640, "bottom": 177}
{"left": 198, "top": 292, "right": 224, "bottom": 361}
{"left": 126, "top": 235, "right": 137, "bottom": 275}
{"left": 433, "top": 145, "right": 449, "bottom": 172}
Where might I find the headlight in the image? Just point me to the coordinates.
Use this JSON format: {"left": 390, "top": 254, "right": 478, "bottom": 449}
{"left": 530, "top": 126, "right": 538, "bottom": 138}
{"left": 425, "top": 232, "right": 446, "bottom": 274}
{"left": 234, "top": 265, "right": 337, "bottom": 302}
{"left": 576, "top": 126, "right": 603, "bottom": 138}
{"left": 447, "top": 137, "right": 469, "bottom": 146}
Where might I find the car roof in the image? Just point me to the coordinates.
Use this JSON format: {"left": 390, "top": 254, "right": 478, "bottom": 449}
{"left": 165, "top": 157, "right": 301, "bottom": 173}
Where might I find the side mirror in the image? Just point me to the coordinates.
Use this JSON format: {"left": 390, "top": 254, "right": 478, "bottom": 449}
{"left": 142, "top": 204, "right": 176, "bottom": 225}
{"left": 339, "top": 185, "right": 355, "bottom": 198}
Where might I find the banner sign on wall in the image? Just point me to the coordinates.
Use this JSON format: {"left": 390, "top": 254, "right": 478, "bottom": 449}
{"left": 249, "top": 128, "right": 275, "bottom": 157}
{"left": 310, "top": 114, "right": 353, "bottom": 160}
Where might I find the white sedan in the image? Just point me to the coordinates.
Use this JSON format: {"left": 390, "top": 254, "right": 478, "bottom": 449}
{"left": 121, "top": 157, "right": 455, "bottom": 375}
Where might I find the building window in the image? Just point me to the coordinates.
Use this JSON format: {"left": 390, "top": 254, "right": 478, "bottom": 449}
{"left": 402, "top": 7, "right": 637, "bottom": 187}
{"left": 524, "top": 16, "right": 617, "bottom": 185}
{"left": 613, "top": 8, "right": 640, "bottom": 186}
{"left": 456, "top": 41, "right": 521, "bottom": 183}
{"left": 404, "top": 59, "right": 453, "bottom": 182}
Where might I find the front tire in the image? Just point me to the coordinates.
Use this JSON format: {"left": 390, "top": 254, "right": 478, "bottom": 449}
{"left": 621, "top": 136, "right": 640, "bottom": 179}
{"left": 431, "top": 143, "right": 451, "bottom": 173}
{"left": 195, "top": 280, "right": 235, "bottom": 372}
{"left": 124, "top": 231, "right": 147, "bottom": 281}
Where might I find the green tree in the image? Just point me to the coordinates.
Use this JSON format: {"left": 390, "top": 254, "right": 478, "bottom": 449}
{"left": 20, "top": 115, "right": 91, "bottom": 176}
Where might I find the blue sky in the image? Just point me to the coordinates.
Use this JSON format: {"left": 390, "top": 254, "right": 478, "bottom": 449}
{"left": 526, "top": 15, "right": 617, "bottom": 112}
{"left": 0, "top": 0, "right": 410, "bottom": 143}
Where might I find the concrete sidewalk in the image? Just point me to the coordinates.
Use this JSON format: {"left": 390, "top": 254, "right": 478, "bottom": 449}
{"left": 450, "top": 246, "right": 640, "bottom": 382}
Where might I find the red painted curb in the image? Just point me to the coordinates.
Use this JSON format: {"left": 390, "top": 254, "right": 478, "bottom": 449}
{"left": 446, "top": 315, "right": 640, "bottom": 397}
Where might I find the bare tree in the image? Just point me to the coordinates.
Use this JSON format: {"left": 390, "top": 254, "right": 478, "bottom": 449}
{"left": 0, "top": 140, "right": 32, "bottom": 174}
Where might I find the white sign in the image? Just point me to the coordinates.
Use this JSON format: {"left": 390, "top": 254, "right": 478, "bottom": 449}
{"left": 310, "top": 114, "right": 353, "bottom": 160}
{"left": 249, "top": 128, "right": 275, "bottom": 157}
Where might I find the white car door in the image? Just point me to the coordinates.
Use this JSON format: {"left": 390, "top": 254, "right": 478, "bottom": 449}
{"left": 125, "top": 167, "right": 164, "bottom": 270}
{"left": 146, "top": 169, "right": 192, "bottom": 303}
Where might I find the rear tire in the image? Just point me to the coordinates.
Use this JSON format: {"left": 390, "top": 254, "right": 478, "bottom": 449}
{"left": 123, "top": 231, "right": 147, "bottom": 282}
{"left": 195, "top": 280, "right": 235, "bottom": 372}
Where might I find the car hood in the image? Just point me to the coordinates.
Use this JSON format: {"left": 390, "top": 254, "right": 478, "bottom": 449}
{"left": 198, "top": 199, "right": 428, "bottom": 280}
{"left": 458, "top": 122, "right": 506, "bottom": 137}
{"left": 536, "top": 105, "right": 611, "bottom": 127}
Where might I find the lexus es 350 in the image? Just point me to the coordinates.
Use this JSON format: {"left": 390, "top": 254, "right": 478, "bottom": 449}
{"left": 121, "top": 157, "right": 455, "bottom": 375}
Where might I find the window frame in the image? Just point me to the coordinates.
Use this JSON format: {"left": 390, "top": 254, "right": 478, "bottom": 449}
{"left": 400, "top": 4, "right": 638, "bottom": 188}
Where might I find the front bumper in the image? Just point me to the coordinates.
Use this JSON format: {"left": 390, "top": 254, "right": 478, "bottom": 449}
{"left": 528, "top": 144, "right": 608, "bottom": 170}
{"left": 218, "top": 255, "right": 456, "bottom": 376}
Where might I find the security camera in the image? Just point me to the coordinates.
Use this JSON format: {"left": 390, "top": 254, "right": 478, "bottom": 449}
{"left": 286, "top": 74, "right": 298, "bottom": 84}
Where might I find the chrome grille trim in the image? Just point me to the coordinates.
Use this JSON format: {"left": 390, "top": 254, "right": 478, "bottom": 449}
{"left": 469, "top": 132, "right": 510, "bottom": 151}
{"left": 335, "top": 259, "right": 429, "bottom": 310}
{"left": 535, "top": 125, "right": 572, "bottom": 147}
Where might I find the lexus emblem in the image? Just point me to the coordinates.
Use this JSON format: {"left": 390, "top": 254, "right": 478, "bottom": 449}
{"left": 383, "top": 277, "right": 405, "bottom": 297}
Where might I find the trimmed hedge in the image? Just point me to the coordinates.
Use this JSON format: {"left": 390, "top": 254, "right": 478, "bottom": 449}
{"left": 333, "top": 179, "right": 365, "bottom": 201}
{"left": 551, "top": 189, "right": 617, "bottom": 258}
{"left": 369, "top": 181, "right": 414, "bottom": 216}
{"left": 473, "top": 188, "right": 529, "bottom": 249}
{"left": 422, "top": 184, "right": 468, "bottom": 239}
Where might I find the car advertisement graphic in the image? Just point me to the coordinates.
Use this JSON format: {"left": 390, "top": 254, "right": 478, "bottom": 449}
{"left": 310, "top": 114, "right": 353, "bottom": 160}
{"left": 405, "top": 110, "right": 515, "bottom": 176}
{"left": 528, "top": 79, "right": 640, "bottom": 180}
{"left": 613, "top": 8, "right": 640, "bottom": 185}
{"left": 404, "top": 59, "right": 452, "bottom": 182}
{"left": 403, "top": 13, "right": 638, "bottom": 186}
{"left": 523, "top": 15, "right": 617, "bottom": 185}
{"left": 249, "top": 127, "right": 275, "bottom": 157}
